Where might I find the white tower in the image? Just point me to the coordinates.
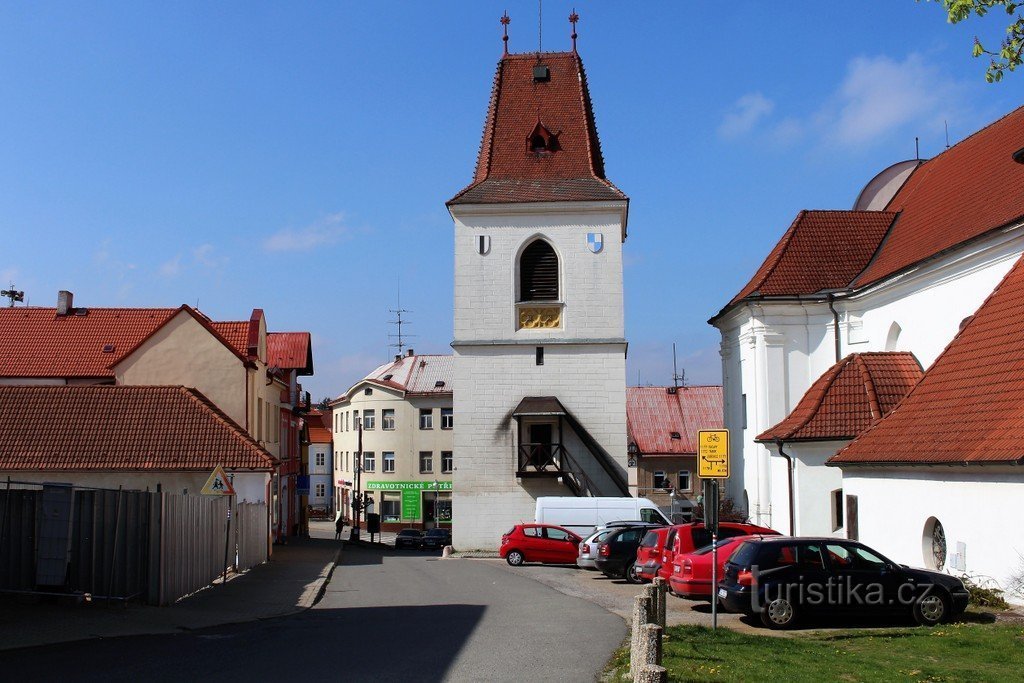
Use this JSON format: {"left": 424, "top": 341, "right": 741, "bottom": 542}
{"left": 447, "top": 38, "right": 632, "bottom": 550}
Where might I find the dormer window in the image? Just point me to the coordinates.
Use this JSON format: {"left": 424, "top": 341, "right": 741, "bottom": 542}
{"left": 526, "top": 121, "right": 558, "bottom": 156}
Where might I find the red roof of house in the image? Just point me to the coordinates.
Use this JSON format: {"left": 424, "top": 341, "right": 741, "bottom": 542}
{"left": 211, "top": 321, "right": 250, "bottom": 357}
{"left": 854, "top": 106, "right": 1024, "bottom": 286}
{"left": 336, "top": 354, "right": 453, "bottom": 402}
{"left": 757, "top": 352, "right": 922, "bottom": 443}
{"left": 304, "top": 410, "right": 331, "bottom": 444}
{"left": 0, "top": 385, "right": 276, "bottom": 471}
{"left": 268, "top": 332, "right": 313, "bottom": 375}
{"left": 831, "top": 255, "right": 1024, "bottom": 465}
{"left": 0, "top": 307, "right": 177, "bottom": 378}
{"left": 448, "top": 51, "right": 626, "bottom": 205}
{"left": 626, "top": 386, "right": 723, "bottom": 456}
{"left": 729, "top": 211, "right": 896, "bottom": 304}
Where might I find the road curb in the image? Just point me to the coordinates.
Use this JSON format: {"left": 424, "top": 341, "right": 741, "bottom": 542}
{"left": 308, "top": 546, "right": 343, "bottom": 609}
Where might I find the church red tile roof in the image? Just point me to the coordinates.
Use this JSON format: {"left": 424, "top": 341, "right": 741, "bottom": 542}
{"left": 854, "top": 106, "right": 1024, "bottom": 287}
{"left": 0, "top": 385, "right": 276, "bottom": 471}
{"left": 757, "top": 352, "right": 922, "bottom": 443}
{"left": 627, "top": 386, "right": 723, "bottom": 456}
{"left": 268, "top": 332, "right": 313, "bottom": 375}
{"left": 729, "top": 211, "right": 896, "bottom": 305}
{"left": 0, "top": 306, "right": 177, "bottom": 378}
{"left": 830, "top": 255, "right": 1024, "bottom": 465}
{"left": 448, "top": 51, "right": 626, "bottom": 205}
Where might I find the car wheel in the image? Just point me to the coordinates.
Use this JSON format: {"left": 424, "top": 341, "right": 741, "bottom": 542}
{"left": 913, "top": 590, "right": 949, "bottom": 626}
{"left": 506, "top": 550, "right": 525, "bottom": 566}
{"left": 760, "top": 596, "right": 798, "bottom": 629}
{"left": 624, "top": 563, "right": 642, "bottom": 584}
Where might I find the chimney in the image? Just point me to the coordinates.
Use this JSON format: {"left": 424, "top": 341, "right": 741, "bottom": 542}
{"left": 56, "top": 290, "right": 74, "bottom": 316}
{"left": 394, "top": 354, "right": 402, "bottom": 362}
{"left": 406, "top": 348, "right": 414, "bottom": 357}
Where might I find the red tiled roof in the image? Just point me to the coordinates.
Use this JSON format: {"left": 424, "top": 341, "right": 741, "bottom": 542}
{"left": 304, "top": 410, "right": 331, "bottom": 443}
{"left": 757, "top": 352, "right": 922, "bottom": 443}
{"left": 212, "top": 322, "right": 249, "bottom": 357}
{"left": 0, "top": 307, "right": 177, "bottom": 378}
{"left": 854, "top": 106, "right": 1024, "bottom": 286}
{"left": 448, "top": 51, "right": 626, "bottom": 205}
{"left": 0, "top": 385, "right": 276, "bottom": 471}
{"left": 336, "top": 354, "right": 453, "bottom": 402}
{"left": 831, "top": 254, "right": 1024, "bottom": 465}
{"left": 729, "top": 211, "right": 895, "bottom": 305}
{"left": 626, "top": 386, "right": 723, "bottom": 456}
{"left": 268, "top": 332, "right": 313, "bottom": 375}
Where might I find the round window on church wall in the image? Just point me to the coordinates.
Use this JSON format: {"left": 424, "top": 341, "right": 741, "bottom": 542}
{"left": 922, "top": 517, "right": 946, "bottom": 571}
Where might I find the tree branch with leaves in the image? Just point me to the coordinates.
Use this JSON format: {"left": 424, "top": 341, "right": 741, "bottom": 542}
{"left": 924, "top": 0, "right": 1024, "bottom": 81}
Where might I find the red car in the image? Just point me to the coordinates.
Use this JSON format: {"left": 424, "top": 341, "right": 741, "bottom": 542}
{"left": 669, "top": 534, "right": 773, "bottom": 599}
{"left": 636, "top": 522, "right": 779, "bottom": 583}
{"left": 500, "top": 524, "right": 582, "bottom": 566}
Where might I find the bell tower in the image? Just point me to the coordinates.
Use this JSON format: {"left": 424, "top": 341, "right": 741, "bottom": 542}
{"left": 447, "top": 14, "right": 631, "bottom": 550}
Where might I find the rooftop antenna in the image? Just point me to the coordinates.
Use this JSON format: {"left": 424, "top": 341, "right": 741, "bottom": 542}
{"left": 388, "top": 280, "right": 416, "bottom": 357}
{"left": 1, "top": 283, "right": 24, "bottom": 307}
{"left": 915, "top": 136, "right": 920, "bottom": 161}
{"left": 538, "top": 0, "right": 542, "bottom": 53}
{"left": 944, "top": 120, "right": 950, "bottom": 150}
{"left": 569, "top": 9, "right": 579, "bottom": 53}
{"left": 500, "top": 11, "right": 510, "bottom": 56}
{"left": 672, "top": 343, "right": 686, "bottom": 388}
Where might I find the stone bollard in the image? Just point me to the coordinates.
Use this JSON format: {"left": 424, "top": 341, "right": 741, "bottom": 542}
{"left": 639, "top": 623, "right": 663, "bottom": 668}
{"left": 629, "top": 593, "right": 651, "bottom": 679}
{"left": 441, "top": 545, "right": 453, "bottom": 558}
{"left": 635, "top": 664, "right": 668, "bottom": 683}
{"left": 652, "top": 577, "right": 667, "bottom": 629}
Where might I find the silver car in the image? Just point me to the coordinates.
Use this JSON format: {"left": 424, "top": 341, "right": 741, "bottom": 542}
{"left": 577, "top": 528, "right": 614, "bottom": 569}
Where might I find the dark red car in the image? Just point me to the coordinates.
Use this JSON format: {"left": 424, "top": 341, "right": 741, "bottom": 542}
{"left": 500, "top": 524, "right": 582, "bottom": 566}
{"left": 636, "top": 522, "right": 779, "bottom": 583}
{"left": 669, "top": 534, "right": 772, "bottom": 599}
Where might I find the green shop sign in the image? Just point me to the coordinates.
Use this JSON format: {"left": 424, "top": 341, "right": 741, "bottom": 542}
{"left": 365, "top": 481, "right": 452, "bottom": 522}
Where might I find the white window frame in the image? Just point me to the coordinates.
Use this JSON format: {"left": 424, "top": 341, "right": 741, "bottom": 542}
{"left": 440, "top": 408, "right": 453, "bottom": 430}
{"left": 441, "top": 451, "right": 453, "bottom": 474}
{"left": 363, "top": 452, "right": 375, "bottom": 472}
{"left": 653, "top": 470, "right": 668, "bottom": 490}
{"left": 383, "top": 452, "right": 396, "bottom": 473}
{"left": 382, "top": 409, "right": 396, "bottom": 431}
{"left": 419, "top": 408, "right": 433, "bottom": 430}
{"left": 315, "top": 452, "right": 325, "bottom": 467}
{"left": 419, "top": 451, "right": 433, "bottom": 473}
{"left": 315, "top": 483, "right": 326, "bottom": 497}
{"left": 362, "top": 409, "right": 375, "bottom": 430}
{"left": 677, "top": 470, "right": 692, "bottom": 492}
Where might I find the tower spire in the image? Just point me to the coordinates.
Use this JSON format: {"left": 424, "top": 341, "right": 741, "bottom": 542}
{"left": 500, "top": 11, "right": 510, "bottom": 56}
{"left": 569, "top": 9, "right": 579, "bottom": 53}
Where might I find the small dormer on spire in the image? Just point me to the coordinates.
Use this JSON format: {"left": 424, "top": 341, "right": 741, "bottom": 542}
{"left": 527, "top": 120, "right": 559, "bottom": 155}
{"left": 500, "top": 11, "right": 511, "bottom": 56}
{"left": 569, "top": 9, "right": 579, "bottom": 53}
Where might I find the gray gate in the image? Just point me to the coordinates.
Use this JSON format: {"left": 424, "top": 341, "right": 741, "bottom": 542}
{"left": 156, "top": 493, "right": 229, "bottom": 605}
{"left": 235, "top": 501, "right": 269, "bottom": 573}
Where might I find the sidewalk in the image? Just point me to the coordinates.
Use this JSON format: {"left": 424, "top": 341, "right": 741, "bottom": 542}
{"left": 0, "top": 530, "right": 341, "bottom": 652}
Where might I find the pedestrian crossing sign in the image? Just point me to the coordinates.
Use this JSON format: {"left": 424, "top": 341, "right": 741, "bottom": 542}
{"left": 201, "top": 466, "right": 235, "bottom": 495}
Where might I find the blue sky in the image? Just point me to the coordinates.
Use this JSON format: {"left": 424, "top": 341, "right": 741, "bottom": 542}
{"left": 0, "top": 2, "right": 1019, "bottom": 400}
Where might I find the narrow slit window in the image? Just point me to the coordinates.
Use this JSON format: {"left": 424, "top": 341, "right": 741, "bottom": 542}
{"left": 536, "top": 347, "right": 544, "bottom": 366}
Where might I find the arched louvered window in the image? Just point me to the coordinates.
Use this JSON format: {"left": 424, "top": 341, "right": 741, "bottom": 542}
{"left": 520, "top": 240, "right": 559, "bottom": 301}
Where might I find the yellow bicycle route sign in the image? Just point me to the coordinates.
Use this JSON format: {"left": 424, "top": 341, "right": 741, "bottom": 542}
{"left": 698, "top": 430, "right": 730, "bottom": 478}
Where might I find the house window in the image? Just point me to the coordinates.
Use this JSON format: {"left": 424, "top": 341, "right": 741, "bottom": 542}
{"left": 420, "top": 451, "right": 433, "bottom": 473}
{"left": 380, "top": 491, "right": 401, "bottom": 523}
{"left": 831, "top": 489, "right": 844, "bottom": 532}
{"left": 519, "top": 239, "right": 559, "bottom": 301}
{"left": 363, "top": 452, "right": 375, "bottom": 472}
{"left": 353, "top": 410, "right": 360, "bottom": 429}
{"left": 440, "top": 408, "right": 453, "bottom": 430}
{"left": 383, "top": 452, "right": 395, "bottom": 473}
{"left": 363, "top": 410, "right": 375, "bottom": 430}
{"left": 315, "top": 483, "right": 326, "bottom": 498}
{"left": 677, "top": 470, "right": 692, "bottom": 492}
{"left": 315, "top": 452, "right": 325, "bottom": 467}
{"left": 420, "top": 408, "right": 433, "bottom": 430}
{"left": 652, "top": 470, "right": 669, "bottom": 490}
{"left": 364, "top": 387, "right": 373, "bottom": 396}
{"left": 441, "top": 451, "right": 453, "bottom": 473}
{"left": 345, "top": 411, "right": 350, "bottom": 431}
{"left": 382, "top": 409, "right": 396, "bottom": 430}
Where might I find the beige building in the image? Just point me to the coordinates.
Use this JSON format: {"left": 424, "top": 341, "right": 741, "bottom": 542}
{"left": 331, "top": 351, "right": 453, "bottom": 532}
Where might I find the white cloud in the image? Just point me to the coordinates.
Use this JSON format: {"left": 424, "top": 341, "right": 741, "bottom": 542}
{"left": 263, "top": 212, "right": 350, "bottom": 253}
{"left": 158, "top": 255, "right": 182, "bottom": 277}
{"left": 718, "top": 93, "right": 775, "bottom": 139}
{"left": 192, "top": 243, "right": 227, "bottom": 269}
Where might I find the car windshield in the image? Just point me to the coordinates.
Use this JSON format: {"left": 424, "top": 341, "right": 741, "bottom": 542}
{"left": 728, "top": 541, "right": 761, "bottom": 567}
{"left": 640, "top": 531, "right": 659, "bottom": 548}
{"left": 398, "top": 530, "right": 420, "bottom": 536}
{"left": 427, "top": 529, "right": 447, "bottom": 537}
{"left": 693, "top": 537, "right": 742, "bottom": 556}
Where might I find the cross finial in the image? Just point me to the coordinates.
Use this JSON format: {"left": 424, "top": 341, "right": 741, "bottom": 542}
{"left": 569, "top": 9, "right": 579, "bottom": 53}
{"left": 500, "top": 11, "right": 510, "bottom": 56}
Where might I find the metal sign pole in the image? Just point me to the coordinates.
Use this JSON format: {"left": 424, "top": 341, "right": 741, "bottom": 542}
{"left": 712, "top": 528, "right": 718, "bottom": 630}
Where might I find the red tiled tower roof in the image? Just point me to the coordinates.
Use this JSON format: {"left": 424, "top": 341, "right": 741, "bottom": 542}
{"left": 0, "top": 307, "right": 177, "bottom": 378}
{"left": 0, "top": 385, "right": 276, "bottom": 471}
{"left": 448, "top": 51, "right": 626, "bottom": 205}
{"left": 626, "top": 386, "right": 723, "bottom": 456}
{"left": 831, "top": 254, "right": 1024, "bottom": 465}
{"left": 854, "top": 106, "right": 1024, "bottom": 286}
{"left": 729, "top": 211, "right": 896, "bottom": 305}
{"left": 757, "top": 352, "right": 922, "bottom": 443}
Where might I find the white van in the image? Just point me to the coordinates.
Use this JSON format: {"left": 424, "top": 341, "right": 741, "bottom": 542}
{"left": 534, "top": 497, "right": 671, "bottom": 537}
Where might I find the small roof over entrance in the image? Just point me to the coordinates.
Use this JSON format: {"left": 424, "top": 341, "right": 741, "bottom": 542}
{"left": 512, "top": 396, "right": 568, "bottom": 417}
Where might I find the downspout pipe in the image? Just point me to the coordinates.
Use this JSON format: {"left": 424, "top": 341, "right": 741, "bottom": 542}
{"left": 827, "top": 294, "right": 842, "bottom": 363}
{"left": 774, "top": 439, "right": 797, "bottom": 536}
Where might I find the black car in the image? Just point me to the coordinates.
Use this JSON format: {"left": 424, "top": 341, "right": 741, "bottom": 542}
{"left": 718, "top": 537, "right": 970, "bottom": 629}
{"left": 394, "top": 528, "right": 423, "bottom": 549}
{"left": 594, "top": 526, "right": 656, "bottom": 581}
{"left": 419, "top": 527, "right": 452, "bottom": 550}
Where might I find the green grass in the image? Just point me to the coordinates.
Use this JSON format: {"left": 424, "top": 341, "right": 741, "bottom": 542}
{"left": 605, "top": 621, "right": 1024, "bottom": 682}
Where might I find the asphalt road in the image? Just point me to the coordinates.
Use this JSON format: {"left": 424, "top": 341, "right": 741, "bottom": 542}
{"left": 2, "top": 544, "right": 626, "bottom": 682}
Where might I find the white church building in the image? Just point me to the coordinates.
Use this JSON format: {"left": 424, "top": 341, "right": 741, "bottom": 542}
{"left": 447, "top": 35, "right": 632, "bottom": 550}
{"left": 712, "top": 105, "right": 1024, "bottom": 591}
